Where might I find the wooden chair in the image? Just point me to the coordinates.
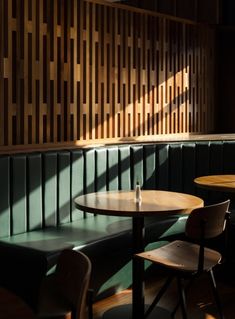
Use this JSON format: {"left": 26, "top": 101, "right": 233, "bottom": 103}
{"left": 36, "top": 249, "right": 92, "bottom": 319}
{"left": 136, "top": 200, "right": 230, "bottom": 319}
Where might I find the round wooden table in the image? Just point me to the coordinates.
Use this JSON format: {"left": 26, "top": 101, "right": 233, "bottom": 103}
{"left": 194, "top": 175, "right": 235, "bottom": 193}
{"left": 75, "top": 190, "right": 204, "bottom": 319}
{"left": 0, "top": 287, "right": 36, "bottom": 319}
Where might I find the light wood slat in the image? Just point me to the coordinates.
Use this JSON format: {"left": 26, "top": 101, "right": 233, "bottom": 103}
{"left": 179, "top": 23, "right": 185, "bottom": 133}
{"left": 91, "top": 2, "right": 96, "bottom": 140}
{"left": 103, "top": 5, "right": 108, "bottom": 139}
{"left": 113, "top": 7, "right": 119, "bottom": 138}
{"left": 128, "top": 11, "right": 134, "bottom": 136}
{"left": 109, "top": 6, "right": 114, "bottom": 138}
{"left": 85, "top": 1, "right": 90, "bottom": 140}
{"left": 188, "top": 26, "right": 193, "bottom": 132}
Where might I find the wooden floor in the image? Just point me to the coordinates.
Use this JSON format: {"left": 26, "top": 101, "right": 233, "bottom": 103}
{"left": 93, "top": 264, "right": 235, "bottom": 319}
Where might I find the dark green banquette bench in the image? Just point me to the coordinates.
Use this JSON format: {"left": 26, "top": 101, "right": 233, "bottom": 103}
{"left": 0, "top": 140, "right": 234, "bottom": 309}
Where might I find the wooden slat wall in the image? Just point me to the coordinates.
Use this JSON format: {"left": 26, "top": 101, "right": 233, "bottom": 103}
{"left": 0, "top": 0, "right": 215, "bottom": 150}
{"left": 124, "top": 0, "right": 221, "bottom": 24}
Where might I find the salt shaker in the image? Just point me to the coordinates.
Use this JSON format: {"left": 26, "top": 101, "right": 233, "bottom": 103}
{"left": 135, "top": 181, "right": 142, "bottom": 203}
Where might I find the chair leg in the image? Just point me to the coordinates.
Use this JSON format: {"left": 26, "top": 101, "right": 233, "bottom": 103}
{"left": 144, "top": 275, "right": 174, "bottom": 319}
{"left": 177, "top": 277, "right": 187, "bottom": 319}
{"left": 171, "top": 277, "right": 195, "bottom": 318}
{"left": 208, "top": 269, "right": 225, "bottom": 319}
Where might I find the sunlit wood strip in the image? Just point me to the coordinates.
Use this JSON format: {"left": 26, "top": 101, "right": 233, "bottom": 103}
{"left": 114, "top": 7, "right": 119, "bottom": 138}
{"left": 96, "top": 3, "right": 102, "bottom": 139}
{"left": 85, "top": 1, "right": 91, "bottom": 140}
{"left": 103, "top": 4, "right": 108, "bottom": 138}
{"left": 132, "top": 12, "right": 138, "bottom": 137}
{"left": 159, "top": 17, "right": 165, "bottom": 135}
{"left": 164, "top": 19, "right": 170, "bottom": 135}
{"left": 79, "top": 0, "right": 84, "bottom": 140}
{"left": 49, "top": 0, "right": 58, "bottom": 143}
{"left": 109, "top": 6, "right": 115, "bottom": 138}
{"left": 187, "top": 26, "right": 193, "bottom": 133}
{"left": 179, "top": 23, "right": 185, "bottom": 134}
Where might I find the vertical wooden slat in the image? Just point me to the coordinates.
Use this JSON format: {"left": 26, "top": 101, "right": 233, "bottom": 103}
{"left": 78, "top": 0, "right": 83, "bottom": 140}
{"left": 73, "top": 0, "right": 78, "bottom": 141}
{"left": 119, "top": 9, "right": 124, "bottom": 137}
{"left": 59, "top": 0, "right": 65, "bottom": 142}
{"left": 23, "top": 0, "right": 28, "bottom": 144}
{"left": 187, "top": 25, "right": 192, "bottom": 132}
{"left": 128, "top": 11, "right": 133, "bottom": 136}
{"left": 85, "top": 1, "right": 90, "bottom": 140}
{"left": 52, "top": 0, "right": 58, "bottom": 142}
{"left": 38, "top": 0, "right": 44, "bottom": 144}
{"left": 179, "top": 23, "right": 185, "bottom": 133}
{"left": 16, "top": 0, "right": 23, "bottom": 145}
{"left": 65, "top": 0, "right": 71, "bottom": 141}
{"left": 8, "top": 0, "right": 13, "bottom": 146}
{"left": 91, "top": 2, "right": 96, "bottom": 139}
{"left": 103, "top": 5, "right": 107, "bottom": 138}
{"left": 114, "top": 6, "right": 119, "bottom": 138}
{"left": 31, "top": 0, "right": 36, "bottom": 144}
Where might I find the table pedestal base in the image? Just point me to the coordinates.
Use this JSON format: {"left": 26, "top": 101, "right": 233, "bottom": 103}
{"left": 102, "top": 304, "right": 171, "bottom": 319}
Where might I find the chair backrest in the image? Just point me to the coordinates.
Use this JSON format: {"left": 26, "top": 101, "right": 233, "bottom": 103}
{"left": 185, "top": 200, "right": 230, "bottom": 241}
{"left": 54, "top": 249, "right": 92, "bottom": 319}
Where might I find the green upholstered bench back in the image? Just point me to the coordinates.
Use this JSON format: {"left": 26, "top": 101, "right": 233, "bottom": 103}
{"left": 0, "top": 140, "right": 235, "bottom": 238}
{"left": 1, "top": 140, "right": 235, "bottom": 305}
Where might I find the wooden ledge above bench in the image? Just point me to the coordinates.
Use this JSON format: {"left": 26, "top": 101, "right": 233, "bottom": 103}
{"left": 1, "top": 133, "right": 235, "bottom": 154}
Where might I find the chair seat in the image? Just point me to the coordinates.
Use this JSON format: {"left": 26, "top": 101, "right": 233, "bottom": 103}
{"left": 137, "top": 240, "right": 222, "bottom": 272}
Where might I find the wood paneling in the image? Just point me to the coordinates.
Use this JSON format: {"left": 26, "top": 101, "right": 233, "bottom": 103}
{"left": 216, "top": 27, "right": 235, "bottom": 133}
{"left": 0, "top": 0, "right": 215, "bottom": 150}
{"left": 122, "top": 0, "right": 220, "bottom": 23}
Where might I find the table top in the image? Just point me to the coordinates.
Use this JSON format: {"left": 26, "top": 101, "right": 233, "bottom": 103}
{"left": 74, "top": 190, "right": 204, "bottom": 217}
{"left": 194, "top": 175, "right": 235, "bottom": 193}
{"left": 0, "top": 287, "right": 36, "bottom": 319}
